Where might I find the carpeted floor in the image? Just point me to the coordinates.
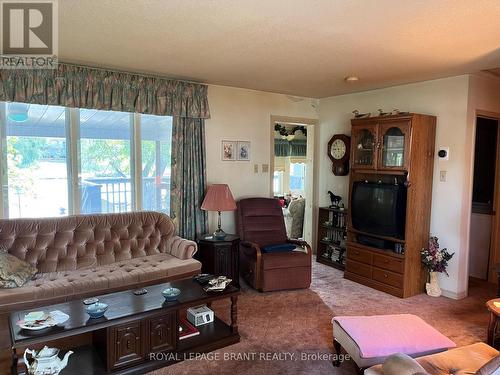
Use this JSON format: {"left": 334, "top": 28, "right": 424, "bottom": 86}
{"left": 151, "top": 262, "right": 497, "bottom": 375}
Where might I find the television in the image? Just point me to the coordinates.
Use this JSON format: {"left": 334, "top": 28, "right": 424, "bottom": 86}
{"left": 351, "top": 182, "right": 407, "bottom": 239}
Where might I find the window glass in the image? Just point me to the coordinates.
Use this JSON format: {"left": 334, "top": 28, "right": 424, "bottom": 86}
{"left": 140, "top": 114, "right": 172, "bottom": 213}
{"left": 79, "top": 109, "right": 132, "bottom": 214}
{"left": 289, "top": 162, "right": 306, "bottom": 193}
{"left": 5, "top": 103, "right": 69, "bottom": 218}
{"left": 1, "top": 102, "right": 173, "bottom": 218}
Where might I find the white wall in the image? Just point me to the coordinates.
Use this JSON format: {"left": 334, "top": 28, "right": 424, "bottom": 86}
{"left": 205, "top": 85, "right": 318, "bottom": 234}
{"left": 317, "top": 76, "right": 470, "bottom": 297}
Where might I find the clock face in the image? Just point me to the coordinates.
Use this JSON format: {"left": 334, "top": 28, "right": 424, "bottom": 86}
{"left": 330, "top": 139, "right": 347, "bottom": 160}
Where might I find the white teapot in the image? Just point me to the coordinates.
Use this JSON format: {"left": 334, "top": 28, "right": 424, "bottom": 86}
{"left": 23, "top": 346, "right": 73, "bottom": 375}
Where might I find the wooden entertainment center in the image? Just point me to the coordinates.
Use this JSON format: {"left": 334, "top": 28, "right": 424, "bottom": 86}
{"left": 345, "top": 113, "right": 436, "bottom": 298}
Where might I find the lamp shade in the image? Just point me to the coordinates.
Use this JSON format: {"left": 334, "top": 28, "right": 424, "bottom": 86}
{"left": 201, "top": 184, "right": 236, "bottom": 212}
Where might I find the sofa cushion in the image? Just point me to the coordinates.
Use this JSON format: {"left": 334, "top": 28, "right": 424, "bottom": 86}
{"left": 0, "top": 251, "right": 37, "bottom": 288}
{"left": 262, "top": 243, "right": 296, "bottom": 253}
{"left": 382, "top": 353, "right": 429, "bottom": 375}
{"left": 476, "top": 353, "right": 500, "bottom": 375}
{"left": 0, "top": 253, "right": 201, "bottom": 310}
{"left": 365, "top": 343, "right": 499, "bottom": 375}
{"left": 0, "top": 211, "right": 175, "bottom": 273}
{"left": 418, "top": 342, "right": 498, "bottom": 375}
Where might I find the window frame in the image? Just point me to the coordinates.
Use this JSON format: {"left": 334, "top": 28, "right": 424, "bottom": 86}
{"left": 0, "top": 103, "right": 170, "bottom": 218}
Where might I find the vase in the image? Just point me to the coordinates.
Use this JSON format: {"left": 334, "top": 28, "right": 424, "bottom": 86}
{"left": 426, "top": 271, "right": 442, "bottom": 297}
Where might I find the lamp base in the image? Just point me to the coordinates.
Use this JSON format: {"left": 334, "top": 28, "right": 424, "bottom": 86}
{"left": 213, "top": 228, "right": 227, "bottom": 240}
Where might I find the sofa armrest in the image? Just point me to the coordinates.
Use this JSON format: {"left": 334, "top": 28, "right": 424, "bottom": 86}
{"left": 166, "top": 236, "right": 198, "bottom": 260}
{"left": 287, "top": 239, "right": 312, "bottom": 256}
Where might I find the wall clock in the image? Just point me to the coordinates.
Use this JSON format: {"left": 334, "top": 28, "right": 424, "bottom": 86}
{"left": 327, "top": 134, "right": 351, "bottom": 176}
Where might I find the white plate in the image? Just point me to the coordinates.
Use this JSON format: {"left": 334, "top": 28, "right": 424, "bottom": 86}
{"left": 17, "top": 310, "right": 69, "bottom": 331}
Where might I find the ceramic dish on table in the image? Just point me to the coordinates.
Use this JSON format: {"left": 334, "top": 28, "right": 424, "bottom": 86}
{"left": 17, "top": 310, "right": 69, "bottom": 331}
{"left": 162, "top": 287, "right": 181, "bottom": 301}
{"left": 85, "top": 302, "right": 109, "bottom": 319}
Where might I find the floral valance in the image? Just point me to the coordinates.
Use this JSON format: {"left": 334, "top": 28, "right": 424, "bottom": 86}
{"left": 274, "top": 139, "right": 307, "bottom": 157}
{"left": 0, "top": 63, "right": 210, "bottom": 118}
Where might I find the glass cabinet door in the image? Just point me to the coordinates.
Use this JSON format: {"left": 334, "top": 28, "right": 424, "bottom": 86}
{"left": 379, "top": 122, "right": 410, "bottom": 170}
{"left": 351, "top": 124, "right": 377, "bottom": 169}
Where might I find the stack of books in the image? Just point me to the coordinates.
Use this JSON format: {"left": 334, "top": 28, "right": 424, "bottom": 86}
{"left": 179, "top": 318, "right": 200, "bottom": 340}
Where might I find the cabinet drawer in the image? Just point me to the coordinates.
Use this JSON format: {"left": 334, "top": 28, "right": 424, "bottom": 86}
{"left": 372, "top": 267, "right": 404, "bottom": 288}
{"left": 148, "top": 313, "right": 176, "bottom": 353}
{"left": 109, "top": 321, "right": 144, "bottom": 370}
{"left": 373, "top": 254, "right": 404, "bottom": 274}
{"left": 347, "top": 247, "right": 372, "bottom": 265}
{"left": 346, "top": 259, "right": 372, "bottom": 279}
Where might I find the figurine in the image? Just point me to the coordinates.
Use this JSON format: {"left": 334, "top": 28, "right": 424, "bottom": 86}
{"left": 352, "top": 110, "right": 371, "bottom": 118}
{"left": 378, "top": 109, "right": 390, "bottom": 116}
{"left": 327, "top": 191, "right": 342, "bottom": 208}
{"left": 23, "top": 347, "right": 73, "bottom": 375}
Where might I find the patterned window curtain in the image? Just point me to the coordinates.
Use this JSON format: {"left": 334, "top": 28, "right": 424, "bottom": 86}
{"left": 289, "top": 139, "right": 307, "bottom": 157}
{"left": 170, "top": 117, "right": 208, "bottom": 240}
{"left": 274, "top": 139, "right": 290, "bottom": 157}
{"left": 0, "top": 63, "right": 210, "bottom": 118}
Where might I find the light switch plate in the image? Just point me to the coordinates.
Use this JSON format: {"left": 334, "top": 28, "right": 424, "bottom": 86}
{"left": 439, "top": 170, "right": 447, "bottom": 182}
{"left": 254, "top": 164, "right": 259, "bottom": 173}
{"left": 261, "top": 164, "right": 269, "bottom": 173}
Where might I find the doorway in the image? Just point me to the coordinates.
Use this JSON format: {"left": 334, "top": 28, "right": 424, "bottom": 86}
{"left": 468, "top": 115, "right": 499, "bottom": 282}
{"left": 269, "top": 116, "right": 316, "bottom": 246}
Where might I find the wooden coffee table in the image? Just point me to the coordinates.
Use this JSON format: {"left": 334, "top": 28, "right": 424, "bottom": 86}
{"left": 9, "top": 278, "right": 240, "bottom": 374}
{"left": 486, "top": 298, "right": 500, "bottom": 347}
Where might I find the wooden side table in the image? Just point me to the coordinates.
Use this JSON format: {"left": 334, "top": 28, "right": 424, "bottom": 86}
{"left": 197, "top": 234, "right": 240, "bottom": 288}
{"left": 486, "top": 298, "right": 500, "bottom": 347}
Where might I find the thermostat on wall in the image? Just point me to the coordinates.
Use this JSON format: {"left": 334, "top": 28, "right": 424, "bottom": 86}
{"left": 438, "top": 147, "right": 449, "bottom": 161}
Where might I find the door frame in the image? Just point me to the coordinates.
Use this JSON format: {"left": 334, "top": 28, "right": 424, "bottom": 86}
{"left": 269, "top": 115, "right": 318, "bottom": 245}
{"left": 467, "top": 110, "right": 500, "bottom": 284}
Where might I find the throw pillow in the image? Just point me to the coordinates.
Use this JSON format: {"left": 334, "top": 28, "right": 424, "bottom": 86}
{"left": 382, "top": 353, "right": 429, "bottom": 375}
{"left": 476, "top": 355, "right": 500, "bottom": 375}
{"left": 0, "top": 251, "right": 37, "bottom": 288}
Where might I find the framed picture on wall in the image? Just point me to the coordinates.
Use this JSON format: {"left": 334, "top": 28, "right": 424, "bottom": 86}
{"left": 221, "top": 140, "right": 237, "bottom": 161}
{"left": 237, "top": 141, "right": 251, "bottom": 161}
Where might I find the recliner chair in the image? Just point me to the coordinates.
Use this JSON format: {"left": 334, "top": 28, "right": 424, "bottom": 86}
{"left": 236, "top": 197, "right": 312, "bottom": 292}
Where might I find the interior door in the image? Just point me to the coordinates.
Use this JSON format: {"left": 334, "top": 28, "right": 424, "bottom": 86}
{"left": 351, "top": 123, "right": 378, "bottom": 170}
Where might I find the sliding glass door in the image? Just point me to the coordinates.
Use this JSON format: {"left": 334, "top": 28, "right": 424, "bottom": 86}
{"left": 0, "top": 102, "right": 172, "bottom": 219}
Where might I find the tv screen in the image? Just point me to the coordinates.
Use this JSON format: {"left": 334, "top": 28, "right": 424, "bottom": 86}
{"left": 351, "top": 182, "right": 407, "bottom": 239}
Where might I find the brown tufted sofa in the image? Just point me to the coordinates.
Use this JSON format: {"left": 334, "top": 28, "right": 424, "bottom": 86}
{"left": 0, "top": 211, "right": 201, "bottom": 312}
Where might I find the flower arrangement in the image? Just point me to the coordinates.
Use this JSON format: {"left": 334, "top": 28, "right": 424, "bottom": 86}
{"left": 421, "top": 236, "right": 454, "bottom": 276}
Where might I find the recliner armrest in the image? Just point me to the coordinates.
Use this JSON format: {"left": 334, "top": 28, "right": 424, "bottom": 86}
{"left": 240, "top": 241, "right": 262, "bottom": 256}
{"left": 287, "top": 239, "right": 312, "bottom": 256}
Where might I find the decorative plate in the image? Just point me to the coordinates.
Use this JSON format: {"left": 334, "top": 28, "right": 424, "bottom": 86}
{"left": 17, "top": 310, "right": 69, "bottom": 331}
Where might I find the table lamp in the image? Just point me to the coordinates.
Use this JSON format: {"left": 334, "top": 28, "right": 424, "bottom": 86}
{"left": 201, "top": 184, "right": 237, "bottom": 239}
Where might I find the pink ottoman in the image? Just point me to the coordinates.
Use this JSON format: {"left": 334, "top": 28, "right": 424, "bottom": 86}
{"left": 332, "top": 314, "right": 456, "bottom": 371}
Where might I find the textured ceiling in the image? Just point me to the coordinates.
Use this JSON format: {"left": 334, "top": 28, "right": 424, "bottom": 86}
{"left": 59, "top": 0, "right": 500, "bottom": 98}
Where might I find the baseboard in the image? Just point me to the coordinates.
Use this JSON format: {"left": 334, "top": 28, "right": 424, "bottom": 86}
{"left": 441, "top": 288, "right": 468, "bottom": 300}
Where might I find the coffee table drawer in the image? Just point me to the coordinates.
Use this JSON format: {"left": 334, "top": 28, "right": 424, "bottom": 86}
{"left": 109, "top": 321, "right": 144, "bottom": 370}
{"left": 372, "top": 267, "right": 403, "bottom": 288}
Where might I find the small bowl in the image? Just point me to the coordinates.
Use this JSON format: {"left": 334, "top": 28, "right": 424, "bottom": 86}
{"left": 162, "top": 287, "right": 181, "bottom": 302}
{"left": 86, "top": 302, "right": 108, "bottom": 318}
